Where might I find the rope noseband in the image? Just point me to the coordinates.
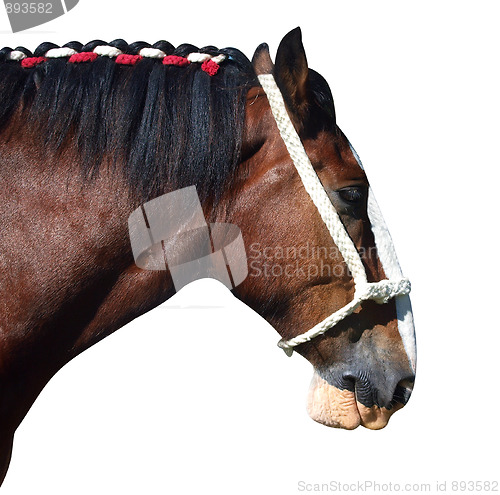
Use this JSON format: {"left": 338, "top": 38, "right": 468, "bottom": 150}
{"left": 257, "top": 73, "right": 411, "bottom": 357}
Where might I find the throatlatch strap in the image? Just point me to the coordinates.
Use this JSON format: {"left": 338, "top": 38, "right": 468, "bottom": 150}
{"left": 257, "top": 73, "right": 410, "bottom": 356}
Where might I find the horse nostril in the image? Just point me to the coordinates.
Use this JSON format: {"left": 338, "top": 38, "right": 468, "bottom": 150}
{"left": 392, "top": 376, "right": 415, "bottom": 406}
{"left": 333, "top": 371, "right": 415, "bottom": 409}
{"left": 341, "top": 372, "right": 376, "bottom": 408}
{"left": 339, "top": 373, "right": 357, "bottom": 392}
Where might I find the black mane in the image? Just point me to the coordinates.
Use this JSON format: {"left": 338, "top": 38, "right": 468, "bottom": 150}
{"left": 0, "top": 39, "right": 257, "bottom": 203}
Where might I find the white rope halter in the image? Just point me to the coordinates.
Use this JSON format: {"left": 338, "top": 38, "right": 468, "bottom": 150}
{"left": 257, "top": 73, "right": 411, "bottom": 358}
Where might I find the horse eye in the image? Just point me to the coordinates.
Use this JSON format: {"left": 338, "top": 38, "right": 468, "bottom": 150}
{"left": 337, "top": 186, "right": 365, "bottom": 204}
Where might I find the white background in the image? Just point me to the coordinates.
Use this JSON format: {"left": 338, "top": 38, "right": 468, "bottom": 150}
{"left": 1, "top": 2, "right": 499, "bottom": 494}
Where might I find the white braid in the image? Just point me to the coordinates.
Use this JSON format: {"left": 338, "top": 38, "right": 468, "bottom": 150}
{"left": 93, "top": 45, "right": 123, "bottom": 58}
{"left": 7, "top": 50, "right": 27, "bottom": 61}
{"left": 44, "top": 47, "right": 78, "bottom": 58}
{"left": 139, "top": 48, "right": 166, "bottom": 59}
{"left": 258, "top": 73, "right": 411, "bottom": 356}
{"left": 187, "top": 52, "right": 211, "bottom": 63}
{"left": 210, "top": 54, "right": 227, "bottom": 64}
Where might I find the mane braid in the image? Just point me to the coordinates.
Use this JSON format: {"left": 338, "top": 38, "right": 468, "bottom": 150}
{"left": 0, "top": 39, "right": 257, "bottom": 203}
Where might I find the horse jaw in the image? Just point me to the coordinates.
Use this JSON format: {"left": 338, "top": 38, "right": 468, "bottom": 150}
{"left": 306, "top": 371, "right": 403, "bottom": 430}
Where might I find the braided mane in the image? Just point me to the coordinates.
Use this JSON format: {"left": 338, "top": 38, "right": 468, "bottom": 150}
{"left": 0, "top": 39, "right": 256, "bottom": 202}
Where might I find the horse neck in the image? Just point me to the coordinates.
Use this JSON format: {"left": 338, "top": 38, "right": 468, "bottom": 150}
{"left": 0, "top": 139, "right": 177, "bottom": 435}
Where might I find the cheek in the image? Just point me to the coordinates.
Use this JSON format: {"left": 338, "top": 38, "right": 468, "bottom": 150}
{"left": 231, "top": 184, "right": 359, "bottom": 337}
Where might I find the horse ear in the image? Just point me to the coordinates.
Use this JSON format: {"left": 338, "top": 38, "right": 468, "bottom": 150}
{"left": 252, "top": 42, "right": 273, "bottom": 76}
{"left": 274, "top": 27, "right": 309, "bottom": 122}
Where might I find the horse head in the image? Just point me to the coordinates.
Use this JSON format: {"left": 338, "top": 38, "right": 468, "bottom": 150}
{"left": 228, "top": 28, "right": 416, "bottom": 429}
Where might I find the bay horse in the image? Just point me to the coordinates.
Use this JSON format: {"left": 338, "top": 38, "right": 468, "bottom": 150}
{"left": 0, "top": 28, "right": 416, "bottom": 485}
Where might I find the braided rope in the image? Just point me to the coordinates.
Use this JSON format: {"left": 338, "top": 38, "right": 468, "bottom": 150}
{"left": 355, "top": 278, "right": 411, "bottom": 305}
{"left": 354, "top": 278, "right": 411, "bottom": 304}
{"left": 258, "top": 73, "right": 411, "bottom": 356}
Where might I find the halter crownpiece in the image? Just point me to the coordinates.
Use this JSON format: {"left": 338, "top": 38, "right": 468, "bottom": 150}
{"left": 257, "top": 73, "right": 412, "bottom": 358}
